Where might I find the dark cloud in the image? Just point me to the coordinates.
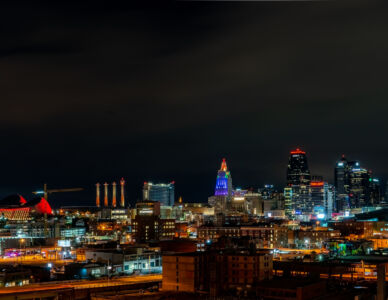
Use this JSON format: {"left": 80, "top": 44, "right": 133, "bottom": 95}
{"left": 0, "top": 0, "right": 387, "bottom": 206}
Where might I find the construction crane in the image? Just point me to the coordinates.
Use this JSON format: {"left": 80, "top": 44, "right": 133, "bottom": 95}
{"left": 32, "top": 183, "right": 84, "bottom": 237}
{"left": 32, "top": 183, "right": 84, "bottom": 201}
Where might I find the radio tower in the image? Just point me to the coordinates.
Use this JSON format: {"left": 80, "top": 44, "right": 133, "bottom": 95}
{"left": 112, "top": 182, "right": 117, "bottom": 208}
{"left": 96, "top": 183, "right": 101, "bottom": 207}
{"left": 120, "top": 178, "right": 125, "bottom": 207}
{"left": 104, "top": 182, "right": 109, "bottom": 207}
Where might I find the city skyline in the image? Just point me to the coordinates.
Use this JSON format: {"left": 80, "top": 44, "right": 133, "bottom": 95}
{"left": 1, "top": 1, "right": 387, "bottom": 206}
{"left": 2, "top": 1, "right": 388, "bottom": 298}
{"left": 0, "top": 148, "right": 384, "bottom": 208}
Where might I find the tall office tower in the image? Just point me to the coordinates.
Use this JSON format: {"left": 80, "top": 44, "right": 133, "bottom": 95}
{"left": 385, "top": 180, "right": 388, "bottom": 203}
{"left": 335, "top": 155, "right": 373, "bottom": 209}
{"left": 143, "top": 182, "right": 175, "bottom": 206}
{"left": 287, "top": 148, "right": 311, "bottom": 186}
{"left": 286, "top": 148, "right": 311, "bottom": 216}
{"left": 308, "top": 179, "right": 335, "bottom": 219}
{"left": 291, "top": 185, "right": 310, "bottom": 215}
{"left": 215, "top": 158, "right": 233, "bottom": 197}
{"left": 335, "top": 155, "right": 348, "bottom": 194}
{"left": 214, "top": 158, "right": 233, "bottom": 213}
{"left": 369, "top": 178, "right": 381, "bottom": 206}
{"left": 334, "top": 155, "right": 350, "bottom": 211}
{"left": 284, "top": 187, "right": 293, "bottom": 218}
{"left": 348, "top": 161, "right": 370, "bottom": 208}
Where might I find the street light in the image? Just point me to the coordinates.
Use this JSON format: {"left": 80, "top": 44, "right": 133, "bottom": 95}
{"left": 107, "top": 259, "right": 112, "bottom": 286}
{"left": 304, "top": 239, "right": 311, "bottom": 250}
{"left": 19, "top": 239, "right": 25, "bottom": 265}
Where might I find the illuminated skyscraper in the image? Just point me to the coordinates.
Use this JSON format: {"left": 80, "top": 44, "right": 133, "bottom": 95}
{"left": 334, "top": 155, "right": 349, "bottom": 211}
{"left": 286, "top": 148, "right": 311, "bottom": 217}
{"left": 335, "top": 155, "right": 374, "bottom": 209}
{"left": 215, "top": 158, "right": 233, "bottom": 197}
{"left": 287, "top": 148, "right": 311, "bottom": 186}
{"left": 308, "top": 178, "right": 335, "bottom": 219}
{"left": 348, "top": 162, "right": 370, "bottom": 208}
{"left": 213, "top": 158, "right": 233, "bottom": 216}
{"left": 385, "top": 180, "right": 388, "bottom": 203}
{"left": 143, "top": 182, "right": 175, "bottom": 206}
{"left": 283, "top": 187, "right": 293, "bottom": 218}
{"left": 369, "top": 177, "right": 381, "bottom": 206}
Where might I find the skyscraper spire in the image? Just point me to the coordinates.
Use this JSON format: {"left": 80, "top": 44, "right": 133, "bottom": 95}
{"left": 220, "top": 158, "right": 228, "bottom": 172}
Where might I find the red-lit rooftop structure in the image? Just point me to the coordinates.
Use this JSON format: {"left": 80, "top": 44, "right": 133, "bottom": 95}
{"left": 0, "top": 194, "right": 52, "bottom": 221}
{"left": 290, "top": 148, "right": 306, "bottom": 155}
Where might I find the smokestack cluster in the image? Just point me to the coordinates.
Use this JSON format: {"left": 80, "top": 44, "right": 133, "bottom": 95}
{"left": 95, "top": 179, "right": 126, "bottom": 208}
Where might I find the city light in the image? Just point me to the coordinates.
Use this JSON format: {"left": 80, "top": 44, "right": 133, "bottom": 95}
{"left": 1, "top": 4, "right": 385, "bottom": 299}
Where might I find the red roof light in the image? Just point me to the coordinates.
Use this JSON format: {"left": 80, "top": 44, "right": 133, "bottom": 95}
{"left": 290, "top": 148, "right": 306, "bottom": 155}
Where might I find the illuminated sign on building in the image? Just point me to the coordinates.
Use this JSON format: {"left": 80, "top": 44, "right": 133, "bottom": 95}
{"left": 58, "top": 240, "right": 71, "bottom": 247}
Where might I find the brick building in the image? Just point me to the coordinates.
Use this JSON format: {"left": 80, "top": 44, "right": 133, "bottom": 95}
{"left": 162, "top": 249, "right": 273, "bottom": 296}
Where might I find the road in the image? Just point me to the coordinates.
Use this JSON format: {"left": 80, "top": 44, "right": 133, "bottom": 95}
{"left": 0, "top": 255, "right": 71, "bottom": 266}
{"left": 0, "top": 274, "right": 162, "bottom": 295}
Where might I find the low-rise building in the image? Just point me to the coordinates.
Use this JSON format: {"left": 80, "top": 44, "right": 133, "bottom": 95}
{"left": 123, "top": 248, "right": 161, "bottom": 275}
{"left": 198, "top": 224, "right": 288, "bottom": 248}
{"left": 132, "top": 215, "right": 175, "bottom": 242}
{"left": 329, "top": 221, "right": 374, "bottom": 239}
{"left": 288, "top": 228, "right": 340, "bottom": 248}
{"left": 162, "top": 249, "right": 273, "bottom": 296}
{"left": 84, "top": 247, "right": 162, "bottom": 275}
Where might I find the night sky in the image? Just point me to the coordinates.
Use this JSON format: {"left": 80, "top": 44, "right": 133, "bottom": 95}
{"left": 1, "top": 1, "right": 387, "bottom": 207}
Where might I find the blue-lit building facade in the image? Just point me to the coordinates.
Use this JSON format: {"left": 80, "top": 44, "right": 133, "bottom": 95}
{"left": 143, "top": 182, "right": 175, "bottom": 206}
{"left": 211, "top": 158, "right": 233, "bottom": 215}
{"left": 215, "top": 158, "right": 233, "bottom": 197}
